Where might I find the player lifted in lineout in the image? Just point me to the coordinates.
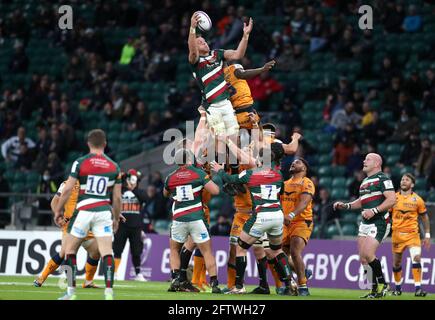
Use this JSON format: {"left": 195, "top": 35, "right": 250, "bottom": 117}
{"left": 188, "top": 12, "right": 253, "bottom": 162}
{"left": 390, "top": 173, "right": 431, "bottom": 297}
{"left": 334, "top": 153, "right": 396, "bottom": 298}
{"left": 34, "top": 180, "right": 101, "bottom": 289}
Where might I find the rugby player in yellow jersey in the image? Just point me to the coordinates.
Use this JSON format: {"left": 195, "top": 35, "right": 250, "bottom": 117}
{"left": 390, "top": 173, "right": 431, "bottom": 297}
{"left": 33, "top": 181, "right": 101, "bottom": 288}
{"left": 223, "top": 60, "right": 275, "bottom": 131}
{"left": 281, "top": 158, "right": 315, "bottom": 296}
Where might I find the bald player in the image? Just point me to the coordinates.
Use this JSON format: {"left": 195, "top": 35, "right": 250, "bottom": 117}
{"left": 334, "top": 153, "right": 396, "bottom": 298}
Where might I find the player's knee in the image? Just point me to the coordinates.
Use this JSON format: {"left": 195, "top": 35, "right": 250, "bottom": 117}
{"left": 410, "top": 247, "right": 422, "bottom": 263}
{"left": 237, "top": 237, "right": 252, "bottom": 250}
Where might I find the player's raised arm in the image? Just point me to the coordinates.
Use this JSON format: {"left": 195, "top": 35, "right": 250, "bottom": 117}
{"left": 282, "top": 132, "right": 302, "bottom": 155}
{"left": 223, "top": 18, "right": 253, "bottom": 61}
{"left": 188, "top": 13, "right": 201, "bottom": 64}
{"left": 192, "top": 106, "right": 209, "bottom": 157}
{"left": 234, "top": 60, "right": 275, "bottom": 80}
{"left": 204, "top": 180, "right": 220, "bottom": 195}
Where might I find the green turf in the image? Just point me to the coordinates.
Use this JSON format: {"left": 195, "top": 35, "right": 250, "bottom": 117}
{"left": 0, "top": 276, "right": 432, "bottom": 300}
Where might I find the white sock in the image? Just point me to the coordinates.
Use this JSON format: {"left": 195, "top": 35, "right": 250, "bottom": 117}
{"left": 105, "top": 288, "right": 113, "bottom": 295}
{"left": 67, "top": 287, "right": 76, "bottom": 296}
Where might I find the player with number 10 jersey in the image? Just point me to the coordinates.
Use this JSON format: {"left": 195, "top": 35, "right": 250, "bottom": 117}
{"left": 67, "top": 153, "right": 122, "bottom": 238}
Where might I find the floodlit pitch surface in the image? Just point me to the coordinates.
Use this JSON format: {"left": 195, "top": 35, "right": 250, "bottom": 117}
{"left": 0, "top": 276, "right": 433, "bottom": 300}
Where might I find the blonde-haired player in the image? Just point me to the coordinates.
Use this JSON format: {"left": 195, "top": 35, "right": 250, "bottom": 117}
{"left": 34, "top": 181, "right": 101, "bottom": 288}
{"left": 391, "top": 173, "right": 431, "bottom": 297}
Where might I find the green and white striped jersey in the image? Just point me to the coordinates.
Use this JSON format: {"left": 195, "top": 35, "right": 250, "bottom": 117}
{"left": 165, "top": 165, "right": 210, "bottom": 222}
{"left": 217, "top": 166, "right": 283, "bottom": 214}
{"left": 70, "top": 153, "right": 122, "bottom": 212}
{"left": 359, "top": 171, "right": 395, "bottom": 224}
{"left": 190, "top": 49, "right": 230, "bottom": 105}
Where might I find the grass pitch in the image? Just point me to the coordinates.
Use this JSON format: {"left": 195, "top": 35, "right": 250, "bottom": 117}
{"left": 0, "top": 276, "right": 432, "bottom": 300}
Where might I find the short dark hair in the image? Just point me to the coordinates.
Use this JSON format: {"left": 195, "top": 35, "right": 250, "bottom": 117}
{"left": 262, "top": 123, "right": 276, "bottom": 133}
{"left": 87, "top": 129, "right": 107, "bottom": 148}
{"left": 297, "top": 157, "right": 310, "bottom": 172}
{"left": 403, "top": 172, "right": 416, "bottom": 184}
{"left": 271, "top": 142, "right": 284, "bottom": 163}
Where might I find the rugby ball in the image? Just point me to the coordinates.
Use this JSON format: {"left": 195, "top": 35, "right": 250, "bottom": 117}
{"left": 195, "top": 11, "right": 212, "bottom": 32}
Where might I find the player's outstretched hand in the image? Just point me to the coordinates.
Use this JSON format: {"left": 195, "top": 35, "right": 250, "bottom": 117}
{"left": 53, "top": 212, "right": 64, "bottom": 227}
{"left": 191, "top": 12, "right": 200, "bottom": 28}
{"left": 119, "top": 214, "right": 127, "bottom": 223}
{"left": 333, "top": 202, "right": 346, "bottom": 211}
{"left": 198, "top": 105, "right": 206, "bottom": 116}
{"left": 361, "top": 209, "right": 375, "bottom": 220}
{"left": 262, "top": 60, "right": 276, "bottom": 72}
{"left": 283, "top": 215, "right": 291, "bottom": 226}
{"left": 210, "top": 161, "right": 224, "bottom": 172}
{"left": 243, "top": 17, "right": 253, "bottom": 35}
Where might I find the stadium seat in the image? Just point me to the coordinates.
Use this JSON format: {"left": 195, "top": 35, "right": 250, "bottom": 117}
{"left": 325, "top": 224, "right": 340, "bottom": 239}
{"left": 421, "top": 122, "right": 435, "bottom": 132}
{"left": 318, "top": 154, "right": 332, "bottom": 165}
{"left": 332, "top": 177, "right": 346, "bottom": 188}
{"left": 14, "top": 172, "right": 26, "bottom": 183}
{"left": 400, "top": 166, "right": 415, "bottom": 175}
{"left": 3, "top": 170, "right": 16, "bottom": 182}
{"left": 318, "top": 166, "right": 333, "bottom": 177}
{"left": 346, "top": 177, "right": 354, "bottom": 187}
{"left": 109, "top": 121, "right": 122, "bottom": 132}
{"left": 115, "top": 152, "right": 129, "bottom": 162}
{"left": 386, "top": 155, "right": 400, "bottom": 166}
{"left": 416, "top": 178, "right": 427, "bottom": 189}
{"left": 386, "top": 144, "right": 402, "bottom": 155}
{"left": 107, "top": 132, "right": 119, "bottom": 144}
{"left": 311, "top": 224, "right": 320, "bottom": 239}
{"left": 319, "top": 177, "right": 332, "bottom": 189}
{"left": 25, "top": 172, "right": 40, "bottom": 184}
{"left": 331, "top": 166, "right": 346, "bottom": 176}
{"left": 331, "top": 188, "right": 349, "bottom": 200}
{"left": 318, "top": 143, "right": 332, "bottom": 153}
{"left": 341, "top": 212, "right": 358, "bottom": 223}
{"left": 11, "top": 182, "right": 26, "bottom": 193}
{"left": 427, "top": 193, "right": 435, "bottom": 202}
{"left": 415, "top": 190, "right": 427, "bottom": 200}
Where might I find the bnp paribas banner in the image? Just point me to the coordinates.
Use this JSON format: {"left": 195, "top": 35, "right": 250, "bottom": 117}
{"left": 125, "top": 234, "right": 435, "bottom": 293}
